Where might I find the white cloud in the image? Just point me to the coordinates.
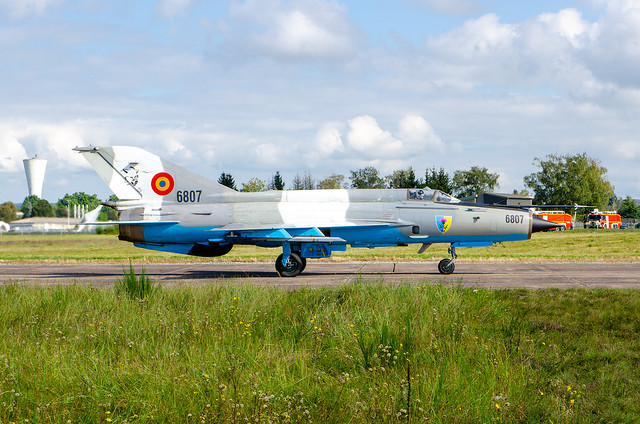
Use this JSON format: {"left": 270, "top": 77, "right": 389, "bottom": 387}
{"left": 255, "top": 143, "right": 281, "bottom": 165}
{"left": 583, "top": 1, "right": 640, "bottom": 88}
{"left": 0, "top": 0, "right": 61, "bottom": 18}
{"left": 0, "top": 131, "right": 27, "bottom": 173}
{"left": 398, "top": 115, "right": 445, "bottom": 151}
{"left": 0, "top": 121, "right": 100, "bottom": 171}
{"left": 427, "top": 14, "right": 515, "bottom": 60}
{"left": 315, "top": 123, "right": 344, "bottom": 156}
{"left": 314, "top": 115, "right": 447, "bottom": 168}
{"left": 537, "top": 8, "right": 595, "bottom": 48}
{"left": 156, "top": 0, "right": 194, "bottom": 18}
{"left": 614, "top": 140, "right": 640, "bottom": 159}
{"left": 224, "top": 0, "right": 360, "bottom": 61}
{"left": 346, "top": 116, "right": 403, "bottom": 157}
{"left": 409, "top": 0, "right": 476, "bottom": 15}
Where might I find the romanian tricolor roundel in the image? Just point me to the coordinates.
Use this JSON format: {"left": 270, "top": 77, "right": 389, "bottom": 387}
{"left": 436, "top": 216, "right": 452, "bottom": 234}
{"left": 151, "top": 172, "right": 175, "bottom": 196}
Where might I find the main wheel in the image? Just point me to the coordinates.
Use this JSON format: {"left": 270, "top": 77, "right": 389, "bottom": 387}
{"left": 438, "top": 258, "right": 455, "bottom": 275}
{"left": 276, "top": 253, "right": 305, "bottom": 277}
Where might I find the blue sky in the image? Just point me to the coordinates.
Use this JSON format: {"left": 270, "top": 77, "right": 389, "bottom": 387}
{"left": 1, "top": 0, "right": 639, "bottom": 202}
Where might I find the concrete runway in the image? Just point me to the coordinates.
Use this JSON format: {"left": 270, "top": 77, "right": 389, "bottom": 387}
{"left": 1, "top": 261, "right": 639, "bottom": 289}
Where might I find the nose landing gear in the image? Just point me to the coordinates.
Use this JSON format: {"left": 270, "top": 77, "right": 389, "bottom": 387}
{"left": 438, "top": 245, "right": 457, "bottom": 275}
{"left": 276, "top": 252, "right": 306, "bottom": 277}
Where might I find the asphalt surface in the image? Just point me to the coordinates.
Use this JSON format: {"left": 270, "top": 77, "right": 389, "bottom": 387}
{"left": 1, "top": 261, "right": 639, "bottom": 289}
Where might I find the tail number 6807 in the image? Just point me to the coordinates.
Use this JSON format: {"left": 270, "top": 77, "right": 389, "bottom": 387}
{"left": 176, "top": 190, "right": 202, "bottom": 203}
{"left": 505, "top": 214, "right": 524, "bottom": 224}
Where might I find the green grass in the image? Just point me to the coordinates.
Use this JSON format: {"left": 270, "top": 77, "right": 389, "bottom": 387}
{"left": 1, "top": 229, "right": 639, "bottom": 263}
{"left": 114, "top": 262, "right": 159, "bottom": 300}
{"left": 0, "top": 283, "right": 639, "bottom": 423}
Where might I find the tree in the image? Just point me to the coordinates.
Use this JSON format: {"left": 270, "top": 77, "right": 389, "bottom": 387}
{"left": 317, "top": 174, "right": 345, "bottom": 189}
{"left": 57, "top": 192, "right": 101, "bottom": 210}
{"left": 20, "top": 195, "right": 36, "bottom": 218}
{"left": 0, "top": 202, "right": 17, "bottom": 222}
{"left": 386, "top": 167, "right": 422, "bottom": 188}
{"left": 452, "top": 166, "right": 499, "bottom": 198}
{"left": 218, "top": 172, "right": 237, "bottom": 190}
{"left": 618, "top": 196, "right": 640, "bottom": 219}
{"left": 524, "top": 153, "right": 614, "bottom": 210}
{"left": 241, "top": 178, "right": 266, "bottom": 192}
{"left": 268, "top": 172, "right": 285, "bottom": 190}
{"left": 424, "top": 167, "right": 453, "bottom": 193}
{"left": 292, "top": 171, "right": 315, "bottom": 190}
{"left": 350, "top": 166, "right": 386, "bottom": 189}
{"left": 21, "top": 196, "right": 54, "bottom": 218}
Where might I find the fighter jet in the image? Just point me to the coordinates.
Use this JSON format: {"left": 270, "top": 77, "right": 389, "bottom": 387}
{"left": 75, "top": 146, "right": 558, "bottom": 276}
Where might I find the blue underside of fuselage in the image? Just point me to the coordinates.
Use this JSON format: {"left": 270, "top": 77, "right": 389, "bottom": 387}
{"left": 132, "top": 223, "right": 529, "bottom": 256}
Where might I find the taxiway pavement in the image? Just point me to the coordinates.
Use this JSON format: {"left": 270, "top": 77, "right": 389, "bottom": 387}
{"left": 1, "top": 262, "right": 639, "bottom": 289}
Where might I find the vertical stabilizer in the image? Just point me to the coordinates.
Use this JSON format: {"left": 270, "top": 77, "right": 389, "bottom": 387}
{"left": 74, "top": 146, "right": 235, "bottom": 200}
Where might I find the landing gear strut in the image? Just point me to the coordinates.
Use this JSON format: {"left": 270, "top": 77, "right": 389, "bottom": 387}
{"left": 438, "top": 245, "right": 457, "bottom": 275}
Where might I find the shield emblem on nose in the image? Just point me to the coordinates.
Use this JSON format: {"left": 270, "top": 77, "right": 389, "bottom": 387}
{"left": 436, "top": 216, "right": 452, "bottom": 234}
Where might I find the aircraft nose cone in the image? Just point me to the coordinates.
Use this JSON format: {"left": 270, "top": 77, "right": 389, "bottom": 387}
{"left": 532, "top": 216, "right": 562, "bottom": 233}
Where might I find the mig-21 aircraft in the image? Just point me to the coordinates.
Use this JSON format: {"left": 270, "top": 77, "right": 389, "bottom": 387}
{"left": 75, "top": 146, "right": 558, "bottom": 277}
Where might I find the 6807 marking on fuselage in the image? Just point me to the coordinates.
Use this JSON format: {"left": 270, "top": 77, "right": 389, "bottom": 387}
{"left": 75, "top": 146, "right": 560, "bottom": 276}
{"left": 176, "top": 190, "right": 202, "bottom": 203}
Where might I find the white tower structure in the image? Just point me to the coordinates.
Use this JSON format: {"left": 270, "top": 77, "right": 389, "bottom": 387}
{"left": 23, "top": 155, "right": 47, "bottom": 198}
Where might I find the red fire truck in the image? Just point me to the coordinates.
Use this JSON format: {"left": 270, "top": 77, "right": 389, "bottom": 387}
{"left": 585, "top": 210, "right": 622, "bottom": 229}
{"left": 533, "top": 211, "right": 573, "bottom": 231}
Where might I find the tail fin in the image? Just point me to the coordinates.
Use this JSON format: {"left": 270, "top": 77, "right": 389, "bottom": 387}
{"left": 74, "top": 146, "right": 235, "bottom": 200}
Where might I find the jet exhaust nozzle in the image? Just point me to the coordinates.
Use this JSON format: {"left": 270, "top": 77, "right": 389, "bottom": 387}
{"left": 531, "top": 216, "right": 563, "bottom": 233}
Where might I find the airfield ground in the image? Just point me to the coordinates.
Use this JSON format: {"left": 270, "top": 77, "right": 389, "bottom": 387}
{"left": 0, "top": 231, "right": 639, "bottom": 422}
{"left": 2, "top": 261, "right": 640, "bottom": 288}
{"left": 1, "top": 229, "right": 639, "bottom": 288}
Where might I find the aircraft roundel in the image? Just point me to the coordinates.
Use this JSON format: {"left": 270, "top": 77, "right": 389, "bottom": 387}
{"left": 151, "top": 172, "right": 175, "bottom": 196}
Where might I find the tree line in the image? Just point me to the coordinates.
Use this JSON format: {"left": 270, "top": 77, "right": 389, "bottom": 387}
{"left": 219, "top": 152, "right": 639, "bottom": 218}
{"left": 2, "top": 152, "right": 639, "bottom": 223}
{"left": 220, "top": 165, "right": 500, "bottom": 199}
{"left": 0, "top": 193, "right": 119, "bottom": 223}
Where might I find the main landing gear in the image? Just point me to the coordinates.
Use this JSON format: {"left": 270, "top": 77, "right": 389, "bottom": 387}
{"left": 275, "top": 253, "right": 307, "bottom": 277}
{"left": 437, "top": 245, "right": 457, "bottom": 275}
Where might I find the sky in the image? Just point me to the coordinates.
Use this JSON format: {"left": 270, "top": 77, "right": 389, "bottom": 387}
{"left": 1, "top": 0, "right": 639, "bottom": 203}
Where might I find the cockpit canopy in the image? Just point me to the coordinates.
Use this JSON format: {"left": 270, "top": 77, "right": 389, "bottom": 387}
{"left": 407, "top": 188, "right": 460, "bottom": 203}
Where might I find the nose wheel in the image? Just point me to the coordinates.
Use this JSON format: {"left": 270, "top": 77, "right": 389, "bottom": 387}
{"left": 438, "top": 245, "right": 457, "bottom": 275}
{"left": 275, "top": 252, "right": 306, "bottom": 277}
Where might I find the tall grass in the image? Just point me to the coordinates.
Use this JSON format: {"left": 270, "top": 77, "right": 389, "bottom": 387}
{"left": 0, "top": 283, "right": 639, "bottom": 422}
{"left": 114, "top": 262, "right": 159, "bottom": 300}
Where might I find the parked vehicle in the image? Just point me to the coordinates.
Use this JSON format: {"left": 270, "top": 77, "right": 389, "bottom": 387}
{"left": 533, "top": 211, "right": 573, "bottom": 231}
{"left": 585, "top": 210, "right": 622, "bottom": 229}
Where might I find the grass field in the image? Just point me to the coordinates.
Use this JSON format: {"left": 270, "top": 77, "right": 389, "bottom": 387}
{"left": 1, "top": 231, "right": 639, "bottom": 422}
{"left": 1, "top": 283, "right": 639, "bottom": 423}
{"left": 1, "top": 229, "right": 639, "bottom": 263}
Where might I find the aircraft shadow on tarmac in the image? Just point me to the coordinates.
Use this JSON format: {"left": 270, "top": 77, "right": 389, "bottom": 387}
{"left": 163, "top": 270, "right": 280, "bottom": 280}
{"left": 34, "top": 265, "right": 481, "bottom": 283}
{"left": 160, "top": 268, "right": 466, "bottom": 281}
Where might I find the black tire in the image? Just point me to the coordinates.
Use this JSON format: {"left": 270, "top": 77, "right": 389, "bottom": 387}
{"left": 438, "top": 258, "right": 455, "bottom": 275}
{"left": 275, "top": 253, "right": 305, "bottom": 277}
{"left": 300, "top": 257, "right": 307, "bottom": 272}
